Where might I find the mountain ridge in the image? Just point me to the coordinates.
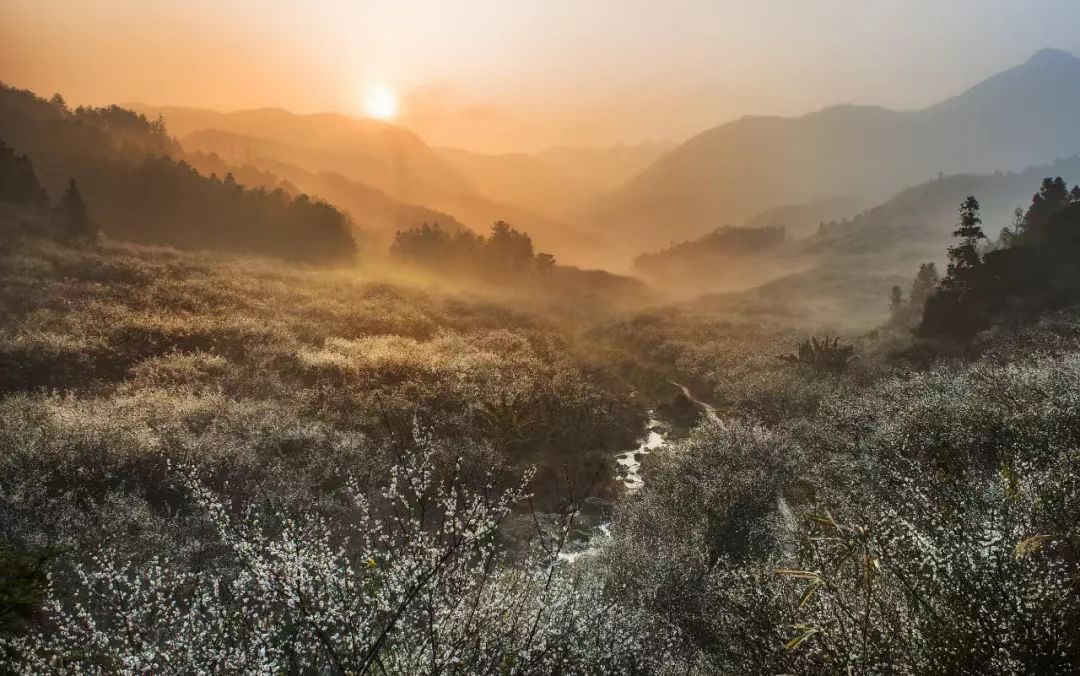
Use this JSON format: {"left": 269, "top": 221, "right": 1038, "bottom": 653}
{"left": 594, "top": 49, "right": 1080, "bottom": 258}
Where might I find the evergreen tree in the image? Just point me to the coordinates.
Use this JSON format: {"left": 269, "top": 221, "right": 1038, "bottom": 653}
{"left": 58, "top": 178, "right": 96, "bottom": 241}
{"left": 1023, "top": 177, "right": 1071, "bottom": 243}
{"left": 909, "top": 263, "right": 939, "bottom": 306}
{"left": 48, "top": 93, "right": 68, "bottom": 113}
{"left": 0, "top": 141, "right": 48, "bottom": 205}
{"left": 485, "top": 221, "right": 534, "bottom": 272}
{"left": 945, "top": 197, "right": 985, "bottom": 283}
{"left": 889, "top": 286, "right": 904, "bottom": 314}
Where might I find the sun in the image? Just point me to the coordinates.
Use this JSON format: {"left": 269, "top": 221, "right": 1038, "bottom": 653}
{"left": 364, "top": 84, "right": 398, "bottom": 120}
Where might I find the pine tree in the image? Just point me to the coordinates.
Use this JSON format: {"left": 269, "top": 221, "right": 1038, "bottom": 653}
{"left": 945, "top": 197, "right": 985, "bottom": 282}
{"left": 909, "top": 263, "right": 939, "bottom": 305}
{"left": 59, "top": 178, "right": 96, "bottom": 241}
{"left": 889, "top": 286, "right": 904, "bottom": 314}
{"left": 1023, "top": 177, "right": 1071, "bottom": 243}
{"left": 48, "top": 93, "right": 68, "bottom": 113}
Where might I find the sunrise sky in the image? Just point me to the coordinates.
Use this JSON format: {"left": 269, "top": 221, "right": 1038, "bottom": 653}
{"left": 4, "top": 0, "right": 1080, "bottom": 152}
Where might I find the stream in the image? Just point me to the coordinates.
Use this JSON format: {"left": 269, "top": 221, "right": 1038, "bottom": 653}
{"left": 558, "top": 382, "right": 720, "bottom": 562}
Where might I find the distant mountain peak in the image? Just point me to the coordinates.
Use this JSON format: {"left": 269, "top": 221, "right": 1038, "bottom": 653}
{"left": 1027, "top": 48, "right": 1076, "bottom": 65}
{"left": 596, "top": 48, "right": 1080, "bottom": 252}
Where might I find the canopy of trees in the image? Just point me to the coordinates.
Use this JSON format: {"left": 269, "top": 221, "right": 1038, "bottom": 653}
{"left": 1, "top": 141, "right": 97, "bottom": 243}
{"left": 391, "top": 221, "right": 556, "bottom": 279}
{"left": 920, "top": 177, "right": 1080, "bottom": 344}
{"left": 0, "top": 140, "right": 47, "bottom": 205}
{"left": 0, "top": 84, "right": 356, "bottom": 261}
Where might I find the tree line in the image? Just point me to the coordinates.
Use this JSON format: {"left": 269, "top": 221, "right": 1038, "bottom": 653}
{"left": 0, "top": 139, "right": 96, "bottom": 242}
{"left": 391, "top": 221, "right": 557, "bottom": 279}
{"left": 889, "top": 176, "right": 1080, "bottom": 345}
{"left": 0, "top": 84, "right": 356, "bottom": 262}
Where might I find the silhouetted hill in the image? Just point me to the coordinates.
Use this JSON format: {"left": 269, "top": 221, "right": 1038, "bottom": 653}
{"left": 805, "top": 157, "right": 1080, "bottom": 270}
{"left": 595, "top": 50, "right": 1080, "bottom": 256}
{"left": 436, "top": 143, "right": 672, "bottom": 223}
{"left": 128, "top": 104, "right": 474, "bottom": 205}
{"left": 742, "top": 195, "right": 863, "bottom": 238}
{"left": 537, "top": 143, "right": 673, "bottom": 191}
{"left": 147, "top": 108, "right": 612, "bottom": 265}
{"left": 436, "top": 147, "right": 600, "bottom": 221}
{"left": 0, "top": 84, "right": 357, "bottom": 261}
{"left": 639, "top": 158, "right": 1080, "bottom": 325}
{"left": 181, "top": 129, "right": 469, "bottom": 243}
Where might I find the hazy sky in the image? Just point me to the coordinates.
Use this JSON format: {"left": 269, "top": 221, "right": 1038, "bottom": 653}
{"left": 4, "top": 0, "right": 1080, "bottom": 152}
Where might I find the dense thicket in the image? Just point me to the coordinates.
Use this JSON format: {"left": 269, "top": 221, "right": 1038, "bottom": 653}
{"left": 0, "top": 85, "right": 356, "bottom": 261}
{"left": 0, "top": 230, "right": 669, "bottom": 670}
{"left": 608, "top": 337, "right": 1080, "bottom": 671}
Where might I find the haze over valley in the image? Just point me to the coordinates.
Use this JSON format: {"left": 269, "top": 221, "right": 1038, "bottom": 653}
{"left": 4, "top": 2, "right": 1080, "bottom": 672}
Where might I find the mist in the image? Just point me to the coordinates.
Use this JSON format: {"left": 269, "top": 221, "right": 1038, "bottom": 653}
{"left": 4, "top": 2, "right": 1080, "bottom": 672}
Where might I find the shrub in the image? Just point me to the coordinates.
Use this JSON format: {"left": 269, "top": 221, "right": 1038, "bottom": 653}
{"left": 5, "top": 448, "right": 683, "bottom": 673}
{"left": 777, "top": 336, "right": 856, "bottom": 374}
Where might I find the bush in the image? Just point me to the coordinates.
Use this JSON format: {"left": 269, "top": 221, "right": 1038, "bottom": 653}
{"left": 5, "top": 448, "right": 683, "bottom": 673}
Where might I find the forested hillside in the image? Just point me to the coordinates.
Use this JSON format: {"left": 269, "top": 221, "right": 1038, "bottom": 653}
{"left": 636, "top": 157, "right": 1080, "bottom": 327}
{"left": 137, "top": 104, "right": 615, "bottom": 266}
{"left": 0, "top": 85, "right": 357, "bottom": 261}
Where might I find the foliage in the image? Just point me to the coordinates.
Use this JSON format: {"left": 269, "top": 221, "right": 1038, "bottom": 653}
{"left": 777, "top": 336, "right": 856, "bottom": 374}
{"left": 0, "top": 83, "right": 356, "bottom": 261}
{"left": 5, "top": 446, "right": 682, "bottom": 673}
{"left": 920, "top": 178, "right": 1080, "bottom": 344}
{"left": 391, "top": 220, "right": 557, "bottom": 281}
{"left": 604, "top": 325, "right": 1080, "bottom": 672}
{"left": 0, "top": 235, "right": 645, "bottom": 567}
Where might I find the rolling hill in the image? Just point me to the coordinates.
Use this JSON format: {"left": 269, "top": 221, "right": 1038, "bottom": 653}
{"left": 136, "top": 106, "right": 613, "bottom": 265}
{"left": 128, "top": 104, "right": 473, "bottom": 205}
{"left": 595, "top": 49, "right": 1080, "bottom": 257}
{"left": 437, "top": 142, "right": 671, "bottom": 222}
{"left": 673, "top": 157, "right": 1080, "bottom": 327}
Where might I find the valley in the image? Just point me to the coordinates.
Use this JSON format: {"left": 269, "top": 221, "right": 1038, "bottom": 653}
{"left": 3, "top": 9, "right": 1080, "bottom": 671}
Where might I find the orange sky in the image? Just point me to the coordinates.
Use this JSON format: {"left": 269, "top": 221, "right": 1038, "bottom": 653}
{"left": 4, "top": 0, "right": 1080, "bottom": 152}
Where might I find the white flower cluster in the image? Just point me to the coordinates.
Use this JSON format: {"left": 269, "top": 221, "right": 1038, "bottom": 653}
{"left": 4, "top": 441, "right": 681, "bottom": 674}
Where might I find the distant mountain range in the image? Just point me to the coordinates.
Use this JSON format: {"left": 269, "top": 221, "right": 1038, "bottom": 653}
{"left": 668, "top": 157, "right": 1080, "bottom": 328}
{"left": 436, "top": 143, "right": 670, "bottom": 221}
{"left": 125, "top": 49, "right": 1080, "bottom": 272}
{"left": 594, "top": 49, "right": 1080, "bottom": 256}
{"left": 130, "top": 104, "right": 639, "bottom": 265}
{"left": 126, "top": 105, "right": 472, "bottom": 204}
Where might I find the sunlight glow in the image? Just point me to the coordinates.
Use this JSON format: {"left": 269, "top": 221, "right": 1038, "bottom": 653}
{"left": 364, "top": 84, "right": 398, "bottom": 120}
